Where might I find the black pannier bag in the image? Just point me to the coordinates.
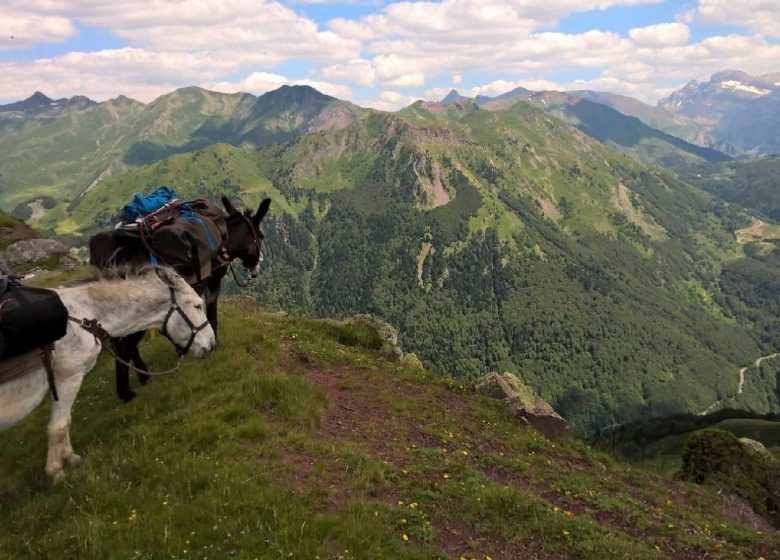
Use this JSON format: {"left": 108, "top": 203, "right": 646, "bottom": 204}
{"left": 0, "top": 276, "right": 68, "bottom": 360}
{"left": 108, "top": 196, "right": 227, "bottom": 284}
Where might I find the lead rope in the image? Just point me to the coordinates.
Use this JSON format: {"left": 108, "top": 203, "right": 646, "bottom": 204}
{"left": 68, "top": 316, "right": 185, "bottom": 377}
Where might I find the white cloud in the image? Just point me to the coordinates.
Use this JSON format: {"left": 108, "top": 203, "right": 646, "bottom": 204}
{"left": 0, "top": 0, "right": 361, "bottom": 102}
{"left": 363, "top": 90, "right": 420, "bottom": 111}
{"left": 0, "top": 48, "right": 239, "bottom": 103}
{"left": 0, "top": 6, "right": 77, "bottom": 51}
{"left": 675, "top": 8, "right": 696, "bottom": 25}
{"left": 208, "top": 71, "right": 353, "bottom": 99}
{"left": 2, "top": 0, "right": 779, "bottom": 109}
{"left": 12, "top": 0, "right": 361, "bottom": 63}
{"left": 323, "top": 29, "right": 632, "bottom": 88}
{"left": 629, "top": 22, "right": 690, "bottom": 47}
{"left": 698, "top": 0, "right": 780, "bottom": 38}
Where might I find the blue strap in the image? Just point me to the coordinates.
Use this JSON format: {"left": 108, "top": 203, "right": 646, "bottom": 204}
{"left": 180, "top": 210, "right": 217, "bottom": 253}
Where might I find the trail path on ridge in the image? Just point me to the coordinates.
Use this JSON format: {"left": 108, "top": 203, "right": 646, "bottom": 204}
{"left": 738, "top": 352, "right": 780, "bottom": 394}
{"left": 699, "top": 352, "right": 780, "bottom": 415}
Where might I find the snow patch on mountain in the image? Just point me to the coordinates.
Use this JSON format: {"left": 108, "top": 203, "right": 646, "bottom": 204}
{"left": 719, "top": 81, "right": 771, "bottom": 96}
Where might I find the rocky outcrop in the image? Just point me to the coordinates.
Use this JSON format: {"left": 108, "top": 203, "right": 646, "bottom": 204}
{"left": 475, "top": 372, "right": 571, "bottom": 440}
{"left": 3, "top": 238, "right": 69, "bottom": 268}
{"left": 678, "top": 429, "right": 779, "bottom": 526}
{"left": 349, "top": 314, "right": 404, "bottom": 360}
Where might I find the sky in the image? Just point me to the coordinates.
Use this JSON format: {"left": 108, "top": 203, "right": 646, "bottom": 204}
{"left": 1, "top": 0, "right": 778, "bottom": 110}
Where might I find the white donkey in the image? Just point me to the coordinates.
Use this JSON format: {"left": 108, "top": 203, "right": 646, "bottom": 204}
{"left": 0, "top": 266, "right": 216, "bottom": 483}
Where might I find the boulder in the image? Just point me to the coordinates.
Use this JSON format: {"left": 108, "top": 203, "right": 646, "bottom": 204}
{"left": 400, "top": 352, "right": 424, "bottom": 371}
{"left": 739, "top": 438, "right": 774, "bottom": 462}
{"left": 475, "top": 372, "right": 571, "bottom": 440}
{"left": 4, "top": 238, "right": 69, "bottom": 268}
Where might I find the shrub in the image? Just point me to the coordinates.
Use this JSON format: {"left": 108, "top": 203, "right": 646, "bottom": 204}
{"left": 677, "top": 429, "right": 772, "bottom": 516}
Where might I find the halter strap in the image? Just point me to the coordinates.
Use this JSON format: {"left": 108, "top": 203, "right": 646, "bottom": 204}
{"left": 223, "top": 213, "right": 264, "bottom": 287}
{"left": 160, "top": 286, "right": 211, "bottom": 356}
{"left": 67, "top": 315, "right": 185, "bottom": 377}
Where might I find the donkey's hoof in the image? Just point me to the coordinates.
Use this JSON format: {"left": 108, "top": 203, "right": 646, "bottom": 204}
{"left": 65, "top": 453, "right": 82, "bottom": 467}
{"left": 119, "top": 390, "right": 137, "bottom": 403}
{"left": 50, "top": 470, "right": 66, "bottom": 485}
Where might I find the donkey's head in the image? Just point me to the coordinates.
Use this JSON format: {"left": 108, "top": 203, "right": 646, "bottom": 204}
{"left": 222, "top": 196, "right": 271, "bottom": 281}
{"left": 152, "top": 267, "right": 216, "bottom": 358}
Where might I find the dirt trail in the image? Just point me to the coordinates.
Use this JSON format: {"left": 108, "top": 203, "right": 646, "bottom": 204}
{"left": 738, "top": 352, "right": 780, "bottom": 394}
{"left": 699, "top": 352, "right": 780, "bottom": 415}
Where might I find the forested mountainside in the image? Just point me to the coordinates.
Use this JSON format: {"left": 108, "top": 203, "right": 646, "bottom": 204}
{"left": 681, "top": 156, "right": 780, "bottom": 222}
{"left": 61, "top": 98, "right": 780, "bottom": 432}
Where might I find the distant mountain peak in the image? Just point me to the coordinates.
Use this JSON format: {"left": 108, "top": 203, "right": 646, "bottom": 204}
{"left": 259, "top": 84, "right": 334, "bottom": 105}
{"left": 441, "top": 90, "right": 469, "bottom": 105}
{"left": 710, "top": 69, "right": 752, "bottom": 83}
{"left": 659, "top": 70, "right": 780, "bottom": 155}
{"left": 0, "top": 91, "right": 58, "bottom": 113}
{"left": 29, "top": 91, "right": 53, "bottom": 102}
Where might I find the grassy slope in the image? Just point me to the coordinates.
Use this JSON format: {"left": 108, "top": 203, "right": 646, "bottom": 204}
{"left": 0, "top": 98, "right": 145, "bottom": 207}
{"left": 0, "top": 300, "right": 776, "bottom": 559}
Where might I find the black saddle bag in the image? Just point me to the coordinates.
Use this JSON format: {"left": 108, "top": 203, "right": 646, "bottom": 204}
{"left": 0, "top": 277, "right": 68, "bottom": 360}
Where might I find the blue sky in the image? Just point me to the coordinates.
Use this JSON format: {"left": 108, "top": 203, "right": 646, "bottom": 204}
{"left": 1, "top": 0, "right": 778, "bottom": 109}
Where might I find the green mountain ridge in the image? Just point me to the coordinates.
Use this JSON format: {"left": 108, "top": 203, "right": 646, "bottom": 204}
{"left": 527, "top": 94, "right": 731, "bottom": 168}
{"left": 62, "top": 99, "right": 780, "bottom": 432}
{"left": 0, "top": 300, "right": 776, "bottom": 558}
{"left": 442, "top": 86, "right": 734, "bottom": 157}
{"left": 0, "top": 85, "right": 367, "bottom": 211}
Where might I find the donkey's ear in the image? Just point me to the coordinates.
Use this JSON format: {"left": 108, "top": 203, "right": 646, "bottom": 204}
{"left": 154, "top": 265, "right": 178, "bottom": 287}
{"left": 222, "top": 195, "right": 240, "bottom": 216}
{"left": 253, "top": 198, "right": 271, "bottom": 227}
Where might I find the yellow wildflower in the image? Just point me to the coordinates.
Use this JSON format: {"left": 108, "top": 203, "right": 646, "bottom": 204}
{"left": 402, "top": 534, "right": 409, "bottom": 542}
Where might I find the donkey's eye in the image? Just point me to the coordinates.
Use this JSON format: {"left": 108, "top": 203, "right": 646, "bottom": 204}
{"left": 194, "top": 304, "right": 203, "bottom": 310}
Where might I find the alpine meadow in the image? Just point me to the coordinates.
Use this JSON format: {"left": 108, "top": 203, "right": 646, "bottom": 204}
{"left": 2, "top": 1, "right": 780, "bottom": 557}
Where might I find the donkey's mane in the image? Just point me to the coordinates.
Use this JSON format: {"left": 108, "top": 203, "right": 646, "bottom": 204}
{"left": 63, "top": 265, "right": 180, "bottom": 287}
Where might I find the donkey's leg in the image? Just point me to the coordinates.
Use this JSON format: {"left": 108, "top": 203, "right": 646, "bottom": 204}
{"left": 62, "top": 429, "right": 82, "bottom": 467}
{"left": 207, "top": 298, "right": 219, "bottom": 343}
{"left": 45, "top": 374, "right": 84, "bottom": 484}
{"left": 205, "top": 281, "right": 221, "bottom": 344}
{"left": 124, "top": 331, "right": 151, "bottom": 386}
{"left": 114, "top": 337, "right": 136, "bottom": 402}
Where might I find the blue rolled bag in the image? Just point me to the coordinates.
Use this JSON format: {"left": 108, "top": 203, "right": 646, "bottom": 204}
{"left": 110, "top": 186, "right": 227, "bottom": 284}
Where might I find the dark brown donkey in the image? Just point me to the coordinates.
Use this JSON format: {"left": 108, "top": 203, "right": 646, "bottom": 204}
{"left": 89, "top": 196, "right": 270, "bottom": 401}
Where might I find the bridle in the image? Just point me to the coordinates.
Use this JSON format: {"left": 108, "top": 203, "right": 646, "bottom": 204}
{"left": 227, "top": 213, "right": 264, "bottom": 288}
{"left": 160, "top": 285, "right": 211, "bottom": 356}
